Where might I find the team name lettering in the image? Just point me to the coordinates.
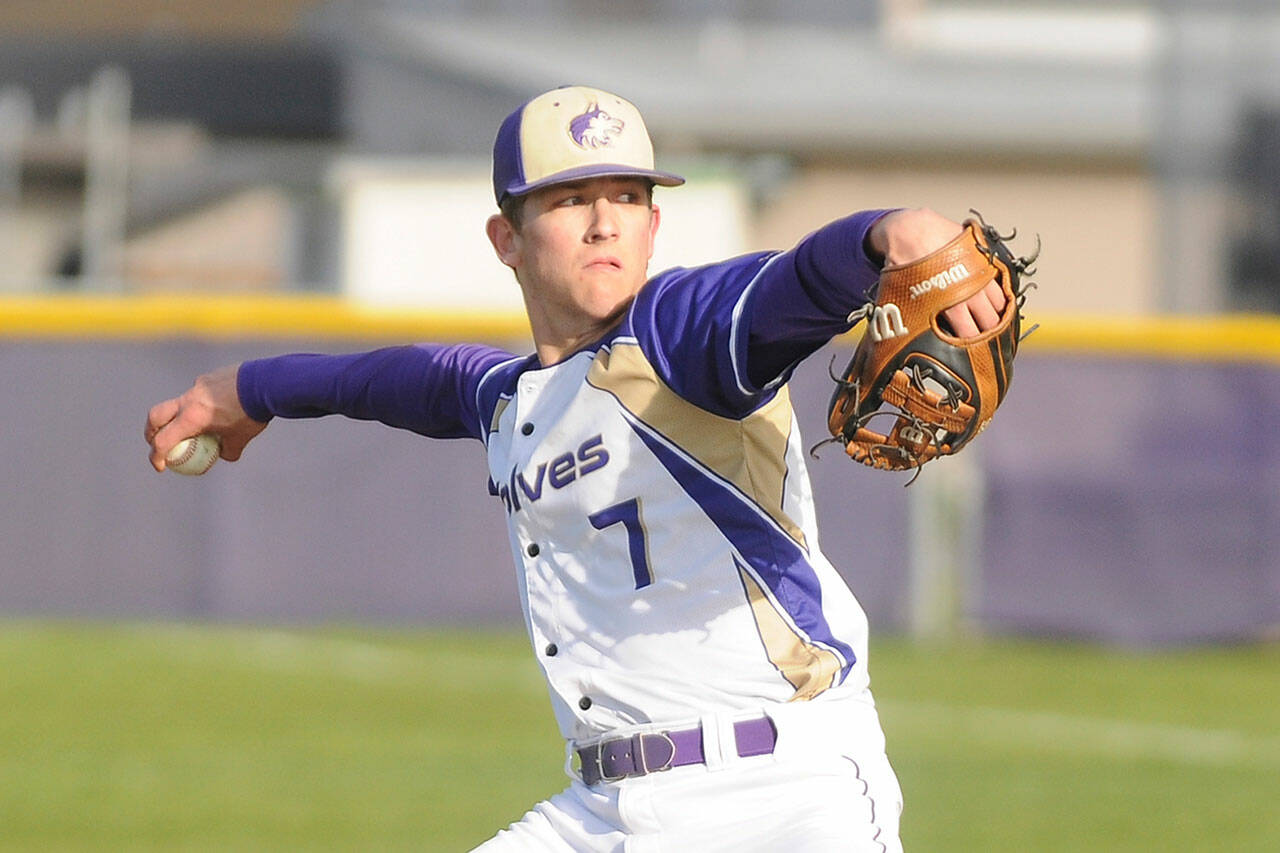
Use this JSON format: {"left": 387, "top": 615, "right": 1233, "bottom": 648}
{"left": 494, "top": 434, "right": 611, "bottom": 514}
{"left": 908, "top": 262, "right": 968, "bottom": 299}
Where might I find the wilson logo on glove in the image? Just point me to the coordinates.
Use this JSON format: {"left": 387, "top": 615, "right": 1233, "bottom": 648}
{"left": 816, "top": 211, "right": 1039, "bottom": 485}
{"left": 909, "top": 262, "right": 969, "bottom": 299}
{"left": 867, "top": 304, "right": 909, "bottom": 342}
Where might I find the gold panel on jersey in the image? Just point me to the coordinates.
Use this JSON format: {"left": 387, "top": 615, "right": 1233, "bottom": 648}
{"left": 738, "top": 566, "right": 840, "bottom": 701}
{"left": 489, "top": 396, "right": 511, "bottom": 434}
{"left": 586, "top": 342, "right": 807, "bottom": 550}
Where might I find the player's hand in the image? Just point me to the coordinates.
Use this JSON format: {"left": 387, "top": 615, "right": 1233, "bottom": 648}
{"left": 867, "top": 208, "right": 1007, "bottom": 336}
{"left": 144, "top": 363, "right": 268, "bottom": 472}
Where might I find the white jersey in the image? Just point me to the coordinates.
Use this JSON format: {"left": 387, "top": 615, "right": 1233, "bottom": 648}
{"left": 470, "top": 214, "right": 894, "bottom": 742}
{"left": 480, "top": 335, "right": 870, "bottom": 741}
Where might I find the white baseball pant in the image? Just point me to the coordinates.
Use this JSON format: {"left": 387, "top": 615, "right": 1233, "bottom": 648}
{"left": 472, "top": 690, "right": 902, "bottom": 852}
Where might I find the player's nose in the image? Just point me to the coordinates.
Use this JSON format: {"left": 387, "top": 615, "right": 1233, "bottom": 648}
{"left": 585, "top": 197, "right": 620, "bottom": 241}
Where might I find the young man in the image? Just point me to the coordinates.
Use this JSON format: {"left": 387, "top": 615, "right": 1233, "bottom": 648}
{"left": 146, "top": 86, "right": 1006, "bottom": 851}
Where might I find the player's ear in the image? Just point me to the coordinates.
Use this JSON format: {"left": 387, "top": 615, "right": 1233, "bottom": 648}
{"left": 646, "top": 203, "right": 661, "bottom": 260}
{"left": 486, "top": 213, "right": 520, "bottom": 269}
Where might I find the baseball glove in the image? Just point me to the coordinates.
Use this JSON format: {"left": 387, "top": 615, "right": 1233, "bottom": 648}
{"left": 823, "top": 212, "right": 1038, "bottom": 483}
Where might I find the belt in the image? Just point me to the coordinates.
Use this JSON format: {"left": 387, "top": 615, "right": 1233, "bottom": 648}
{"left": 577, "top": 716, "right": 777, "bottom": 786}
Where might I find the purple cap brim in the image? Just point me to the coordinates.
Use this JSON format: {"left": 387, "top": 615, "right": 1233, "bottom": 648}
{"left": 501, "top": 163, "right": 685, "bottom": 203}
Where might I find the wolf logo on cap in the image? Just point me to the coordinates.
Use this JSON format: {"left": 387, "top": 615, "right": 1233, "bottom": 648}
{"left": 569, "top": 103, "right": 624, "bottom": 150}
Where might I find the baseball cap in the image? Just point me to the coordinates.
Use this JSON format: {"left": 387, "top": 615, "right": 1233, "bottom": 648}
{"left": 492, "top": 85, "right": 685, "bottom": 204}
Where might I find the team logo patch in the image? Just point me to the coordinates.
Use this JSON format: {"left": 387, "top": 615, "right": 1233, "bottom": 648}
{"left": 569, "top": 103, "right": 623, "bottom": 149}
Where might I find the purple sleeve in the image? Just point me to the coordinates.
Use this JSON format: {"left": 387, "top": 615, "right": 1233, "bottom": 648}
{"left": 236, "top": 343, "right": 515, "bottom": 441}
{"left": 739, "top": 209, "right": 892, "bottom": 390}
{"left": 634, "top": 209, "right": 891, "bottom": 417}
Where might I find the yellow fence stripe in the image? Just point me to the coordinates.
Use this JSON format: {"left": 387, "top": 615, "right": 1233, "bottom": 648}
{"left": 0, "top": 293, "right": 532, "bottom": 342}
{"left": 2, "top": 295, "right": 1279, "bottom": 362}
{"left": 1018, "top": 314, "right": 1280, "bottom": 363}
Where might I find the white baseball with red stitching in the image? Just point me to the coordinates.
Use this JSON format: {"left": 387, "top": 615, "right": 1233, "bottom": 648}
{"left": 166, "top": 434, "right": 221, "bottom": 476}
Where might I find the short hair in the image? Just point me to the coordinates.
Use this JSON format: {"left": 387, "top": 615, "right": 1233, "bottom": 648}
{"left": 499, "top": 193, "right": 527, "bottom": 231}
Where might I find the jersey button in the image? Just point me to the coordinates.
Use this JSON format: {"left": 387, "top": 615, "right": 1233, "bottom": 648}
{"left": 526, "top": 543, "right": 540, "bottom": 557}
{"left": 578, "top": 696, "right": 592, "bottom": 710}
{"left": 521, "top": 422, "right": 534, "bottom": 436}
{"left": 545, "top": 643, "right": 558, "bottom": 656}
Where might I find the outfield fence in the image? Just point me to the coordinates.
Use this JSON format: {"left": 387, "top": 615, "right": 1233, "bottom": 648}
{"left": 2, "top": 296, "right": 1277, "bottom": 644}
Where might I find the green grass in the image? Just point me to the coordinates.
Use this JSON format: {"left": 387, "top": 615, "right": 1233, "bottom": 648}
{"left": 1, "top": 622, "right": 1276, "bottom": 851}
{"left": 871, "top": 638, "right": 1280, "bottom": 851}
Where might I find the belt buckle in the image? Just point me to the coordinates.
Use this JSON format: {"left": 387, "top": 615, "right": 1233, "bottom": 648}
{"left": 637, "top": 731, "right": 676, "bottom": 774}
{"left": 592, "top": 731, "right": 677, "bottom": 782}
{"left": 593, "top": 735, "right": 631, "bottom": 783}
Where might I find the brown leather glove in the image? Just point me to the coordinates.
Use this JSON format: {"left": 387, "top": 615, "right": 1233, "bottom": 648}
{"left": 825, "top": 213, "right": 1039, "bottom": 482}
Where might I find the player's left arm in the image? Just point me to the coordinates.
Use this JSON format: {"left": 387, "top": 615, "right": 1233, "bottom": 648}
{"left": 740, "top": 207, "right": 1006, "bottom": 391}
{"left": 631, "top": 207, "right": 1006, "bottom": 417}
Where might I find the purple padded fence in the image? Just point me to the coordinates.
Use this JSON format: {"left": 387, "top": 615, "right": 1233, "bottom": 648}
{"left": 1, "top": 338, "right": 1275, "bottom": 645}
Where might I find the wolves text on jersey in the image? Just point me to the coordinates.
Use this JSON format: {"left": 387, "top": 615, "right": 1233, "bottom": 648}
{"left": 489, "top": 434, "right": 611, "bottom": 514}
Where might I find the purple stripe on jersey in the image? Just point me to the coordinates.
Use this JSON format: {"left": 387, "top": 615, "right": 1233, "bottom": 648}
{"left": 622, "top": 412, "right": 856, "bottom": 680}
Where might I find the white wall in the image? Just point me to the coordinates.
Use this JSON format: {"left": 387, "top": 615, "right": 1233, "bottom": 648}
{"left": 332, "top": 161, "right": 749, "bottom": 310}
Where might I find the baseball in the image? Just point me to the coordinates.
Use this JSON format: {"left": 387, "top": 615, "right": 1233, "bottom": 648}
{"left": 166, "top": 434, "right": 221, "bottom": 476}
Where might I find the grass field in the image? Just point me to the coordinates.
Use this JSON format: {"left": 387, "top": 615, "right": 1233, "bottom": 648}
{"left": 1, "top": 622, "right": 1276, "bottom": 851}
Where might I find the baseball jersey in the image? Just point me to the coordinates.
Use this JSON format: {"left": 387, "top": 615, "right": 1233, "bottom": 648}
{"left": 238, "top": 209, "right": 890, "bottom": 743}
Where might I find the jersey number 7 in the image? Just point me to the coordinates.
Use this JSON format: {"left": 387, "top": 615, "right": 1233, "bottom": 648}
{"left": 588, "top": 498, "right": 654, "bottom": 589}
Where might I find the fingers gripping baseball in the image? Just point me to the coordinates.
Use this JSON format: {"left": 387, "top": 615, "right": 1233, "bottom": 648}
{"left": 145, "top": 363, "right": 268, "bottom": 472}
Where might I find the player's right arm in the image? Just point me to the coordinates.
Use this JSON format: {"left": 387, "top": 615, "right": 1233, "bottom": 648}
{"left": 145, "top": 343, "right": 514, "bottom": 472}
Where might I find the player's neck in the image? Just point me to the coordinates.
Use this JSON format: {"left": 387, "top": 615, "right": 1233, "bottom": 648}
{"left": 530, "top": 306, "right": 629, "bottom": 367}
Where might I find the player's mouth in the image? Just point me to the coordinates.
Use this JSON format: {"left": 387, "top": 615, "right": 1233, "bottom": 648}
{"left": 586, "top": 256, "right": 623, "bottom": 272}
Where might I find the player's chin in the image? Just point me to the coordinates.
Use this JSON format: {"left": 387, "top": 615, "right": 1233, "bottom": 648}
{"left": 578, "top": 275, "right": 640, "bottom": 305}
{"left": 577, "top": 291, "right": 636, "bottom": 326}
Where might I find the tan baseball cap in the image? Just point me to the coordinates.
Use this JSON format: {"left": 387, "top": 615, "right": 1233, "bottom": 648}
{"left": 492, "top": 85, "right": 685, "bottom": 204}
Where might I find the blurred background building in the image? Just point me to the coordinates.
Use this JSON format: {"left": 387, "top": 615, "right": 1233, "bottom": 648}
{"left": 2, "top": 0, "right": 1279, "bottom": 311}
{"left": 2, "top": 1, "right": 1278, "bottom": 644}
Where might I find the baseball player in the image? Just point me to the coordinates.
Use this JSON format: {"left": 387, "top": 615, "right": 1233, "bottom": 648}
{"left": 145, "top": 85, "right": 1007, "bottom": 851}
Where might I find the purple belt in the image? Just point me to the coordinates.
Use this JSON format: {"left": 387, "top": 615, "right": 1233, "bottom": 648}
{"left": 577, "top": 716, "right": 777, "bottom": 786}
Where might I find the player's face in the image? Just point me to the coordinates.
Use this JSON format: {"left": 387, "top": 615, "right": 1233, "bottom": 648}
{"left": 492, "top": 177, "right": 660, "bottom": 337}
